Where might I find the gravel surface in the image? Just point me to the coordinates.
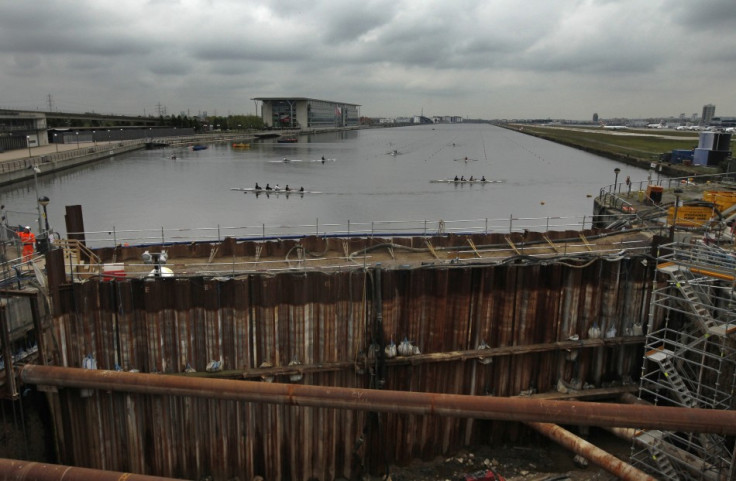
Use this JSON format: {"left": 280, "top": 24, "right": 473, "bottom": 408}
{"left": 353, "top": 430, "right": 636, "bottom": 481}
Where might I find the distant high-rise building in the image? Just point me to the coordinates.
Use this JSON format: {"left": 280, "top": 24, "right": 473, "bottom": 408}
{"left": 702, "top": 104, "right": 716, "bottom": 125}
{"left": 593, "top": 113, "right": 598, "bottom": 122}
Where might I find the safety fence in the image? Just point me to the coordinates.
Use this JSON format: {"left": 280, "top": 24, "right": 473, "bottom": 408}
{"left": 71, "top": 214, "right": 628, "bottom": 248}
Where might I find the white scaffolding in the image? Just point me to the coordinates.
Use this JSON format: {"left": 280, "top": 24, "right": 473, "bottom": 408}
{"left": 633, "top": 242, "right": 736, "bottom": 480}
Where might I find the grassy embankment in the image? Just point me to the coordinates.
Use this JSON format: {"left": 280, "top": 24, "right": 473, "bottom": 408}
{"left": 502, "top": 124, "right": 717, "bottom": 177}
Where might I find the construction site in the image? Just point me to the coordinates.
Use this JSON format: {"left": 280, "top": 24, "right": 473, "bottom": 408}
{"left": 0, "top": 172, "right": 735, "bottom": 481}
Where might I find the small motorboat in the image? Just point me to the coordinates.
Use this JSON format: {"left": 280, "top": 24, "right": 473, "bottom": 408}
{"left": 192, "top": 145, "right": 208, "bottom": 151}
{"left": 232, "top": 143, "right": 251, "bottom": 149}
{"left": 277, "top": 137, "right": 298, "bottom": 143}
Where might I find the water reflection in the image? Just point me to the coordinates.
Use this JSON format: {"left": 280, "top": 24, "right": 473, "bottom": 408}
{"left": 0, "top": 124, "right": 653, "bottom": 239}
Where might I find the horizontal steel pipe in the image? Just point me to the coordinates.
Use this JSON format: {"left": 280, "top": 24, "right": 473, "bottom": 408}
{"left": 20, "top": 365, "right": 736, "bottom": 435}
{"left": 0, "top": 458, "right": 187, "bottom": 481}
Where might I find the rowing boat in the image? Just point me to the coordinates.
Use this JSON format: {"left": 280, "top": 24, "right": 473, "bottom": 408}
{"left": 430, "top": 179, "right": 503, "bottom": 183}
{"left": 230, "top": 187, "right": 322, "bottom": 194}
{"left": 268, "top": 159, "right": 336, "bottom": 163}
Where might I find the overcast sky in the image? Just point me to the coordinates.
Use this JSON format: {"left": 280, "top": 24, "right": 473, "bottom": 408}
{"left": 1, "top": 0, "right": 734, "bottom": 120}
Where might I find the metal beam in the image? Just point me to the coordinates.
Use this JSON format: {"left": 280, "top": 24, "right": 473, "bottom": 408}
{"left": 19, "top": 365, "right": 736, "bottom": 435}
{"left": 527, "top": 422, "right": 656, "bottom": 481}
{"left": 0, "top": 458, "right": 187, "bottom": 481}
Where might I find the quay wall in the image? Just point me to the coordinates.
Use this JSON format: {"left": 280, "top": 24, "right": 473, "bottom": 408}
{"left": 0, "top": 128, "right": 360, "bottom": 188}
{"left": 0, "top": 142, "right": 144, "bottom": 187}
{"left": 0, "top": 133, "right": 252, "bottom": 187}
{"left": 42, "top": 251, "right": 656, "bottom": 480}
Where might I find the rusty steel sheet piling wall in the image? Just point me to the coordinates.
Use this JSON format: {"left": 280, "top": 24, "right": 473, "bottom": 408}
{"left": 42, "top": 255, "right": 654, "bottom": 481}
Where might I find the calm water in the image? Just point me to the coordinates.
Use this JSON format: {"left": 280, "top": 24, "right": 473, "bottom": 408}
{"left": 1, "top": 124, "right": 652, "bottom": 243}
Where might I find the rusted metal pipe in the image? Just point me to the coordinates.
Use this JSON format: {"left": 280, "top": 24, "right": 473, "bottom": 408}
{"left": 527, "top": 422, "right": 656, "bottom": 481}
{"left": 0, "top": 458, "right": 188, "bottom": 481}
{"left": 607, "top": 427, "right": 725, "bottom": 481}
{"left": 614, "top": 392, "right": 728, "bottom": 481}
{"left": 19, "top": 365, "right": 736, "bottom": 435}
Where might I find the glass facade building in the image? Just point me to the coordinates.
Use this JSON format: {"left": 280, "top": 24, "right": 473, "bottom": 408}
{"left": 253, "top": 98, "right": 360, "bottom": 129}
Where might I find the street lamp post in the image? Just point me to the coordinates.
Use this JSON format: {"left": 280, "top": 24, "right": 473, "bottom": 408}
{"left": 92, "top": 130, "right": 96, "bottom": 145}
{"left": 107, "top": 129, "right": 111, "bottom": 143}
{"left": 671, "top": 188, "right": 683, "bottom": 241}
{"left": 75, "top": 131, "right": 79, "bottom": 148}
{"left": 53, "top": 133, "right": 59, "bottom": 153}
{"left": 38, "top": 196, "right": 50, "bottom": 233}
{"left": 613, "top": 168, "right": 621, "bottom": 193}
{"left": 31, "top": 166, "right": 43, "bottom": 235}
{"left": 26, "top": 135, "right": 32, "bottom": 158}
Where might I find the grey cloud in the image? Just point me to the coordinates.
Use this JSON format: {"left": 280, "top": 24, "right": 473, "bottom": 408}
{"left": 669, "top": 0, "right": 736, "bottom": 29}
{"left": 148, "top": 59, "right": 190, "bottom": 76}
{"left": 319, "top": 2, "right": 397, "bottom": 44}
{"left": 0, "top": 0, "right": 734, "bottom": 119}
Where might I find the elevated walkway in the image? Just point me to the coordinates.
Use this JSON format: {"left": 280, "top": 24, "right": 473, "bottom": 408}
{"left": 635, "top": 242, "right": 736, "bottom": 480}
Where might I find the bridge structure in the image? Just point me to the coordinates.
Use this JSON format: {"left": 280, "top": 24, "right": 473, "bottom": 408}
{"left": 43, "top": 110, "right": 160, "bottom": 127}
{"left": 1, "top": 109, "right": 165, "bottom": 152}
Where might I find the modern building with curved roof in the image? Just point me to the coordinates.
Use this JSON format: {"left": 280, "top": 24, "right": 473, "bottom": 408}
{"left": 252, "top": 97, "right": 360, "bottom": 129}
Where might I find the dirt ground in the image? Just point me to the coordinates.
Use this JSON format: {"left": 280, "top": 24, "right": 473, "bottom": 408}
{"left": 357, "top": 429, "right": 636, "bottom": 481}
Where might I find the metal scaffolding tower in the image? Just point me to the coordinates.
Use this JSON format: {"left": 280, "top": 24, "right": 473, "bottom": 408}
{"left": 633, "top": 242, "right": 736, "bottom": 480}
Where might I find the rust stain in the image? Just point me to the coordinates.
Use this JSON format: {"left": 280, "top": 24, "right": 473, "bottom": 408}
{"left": 29, "top": 250, "right": 659, "bottom": 480}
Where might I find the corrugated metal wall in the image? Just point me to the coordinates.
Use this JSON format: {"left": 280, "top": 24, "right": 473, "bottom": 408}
{"left": 44, "top": 255, "right": 653, "bottom": 480}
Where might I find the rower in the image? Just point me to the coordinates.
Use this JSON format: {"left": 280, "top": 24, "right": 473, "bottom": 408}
{"left": 285, "top": 185, "right": 291, "bottom": 191}
{"left": 299, "top": 186, "right": 304, "bottom": 192}
{"left": 274, "top": 184, "right": 280, "bottom": 191}
{"left": 255, "top": 182, "right": 262, "bottom": 190}
{"left": 460, "top": 176, "right": 465, "bottom": 181}
{"left": 469, "top": 176, "right": 474, "bottom": 182}
{"left": 481, "top": 176, "right": 486, "bottom": 182}
{"left": 282, "top": 157, "right": 289, "bottom": 162}
{"left": 265, "top": 184, "right": 272, "bottom": 191}
{"left": 454, "top": 175, "right": 459, "bottom": 181}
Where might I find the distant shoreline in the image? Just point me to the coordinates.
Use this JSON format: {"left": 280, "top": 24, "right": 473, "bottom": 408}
{"left": 499, "top": 123, "right": 713, "bottom": 179}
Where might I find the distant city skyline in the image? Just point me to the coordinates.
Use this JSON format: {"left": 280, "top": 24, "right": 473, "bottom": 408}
{"left": 1, "top": 1, "right": 734, "bottom": 120}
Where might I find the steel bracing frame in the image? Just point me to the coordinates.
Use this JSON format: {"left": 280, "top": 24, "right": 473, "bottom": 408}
{"left": 633, "top": 242, "right": 736, "bottom": 480}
